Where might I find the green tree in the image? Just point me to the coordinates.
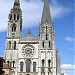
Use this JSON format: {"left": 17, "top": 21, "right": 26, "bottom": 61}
{"left": 0, "top": 57, "right": 5, "bottom": 75}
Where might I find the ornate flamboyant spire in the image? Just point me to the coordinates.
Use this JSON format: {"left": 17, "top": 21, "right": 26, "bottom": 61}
{"left": 8, "top": 0, "right": 22, "bottom": 38}
{"left": 41, "top": 0, "right": 52, "bottom": 25}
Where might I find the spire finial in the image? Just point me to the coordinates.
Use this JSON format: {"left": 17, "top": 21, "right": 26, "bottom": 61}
{"left": 14, "top": 0, "right": 19, "bottom": 2}
{"left": 14, "top": 0, "right": 20, "bottom": 7}
{"left": 41, "top": 0, "right": 52, "bottom": 25}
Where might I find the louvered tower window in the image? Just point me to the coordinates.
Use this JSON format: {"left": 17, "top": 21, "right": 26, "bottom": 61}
{"left": 48, "top": 59, "right": 51, "bottom": 67}
{"left": 42, "top": 59, "right": 45, "bottom": 67}
{"left": 12, "top": 61, "right": 15, "bottom": 67}
{"left": 14, "top": 41, "right": 16, "bottom": 49}
{"left": 12, "top": 24, "right": 16, "bottom": 32}
{"left": 14, "top": 14, "right": 16, "bottom": 20}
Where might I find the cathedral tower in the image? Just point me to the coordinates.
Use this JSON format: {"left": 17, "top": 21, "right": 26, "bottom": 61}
{"left": 7, "top": 0, "right": 22, "bottom": 38}
{"left": 4, "top": 0, "right": 22, "bottom": 75}
{"left": 38, "top": 0, "right": 61, "bottom": 75}
{"left": 39, "top": 0, "right": 54, "bottom": 48}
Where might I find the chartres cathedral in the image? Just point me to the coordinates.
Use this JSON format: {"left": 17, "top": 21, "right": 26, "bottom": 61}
{"left": 4, "top": 0, "right": 62, "bottom": 75}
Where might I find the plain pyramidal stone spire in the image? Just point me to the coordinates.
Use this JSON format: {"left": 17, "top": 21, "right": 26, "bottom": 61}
{"left": 41, "top": 0, "right": 52, "bottom": 25}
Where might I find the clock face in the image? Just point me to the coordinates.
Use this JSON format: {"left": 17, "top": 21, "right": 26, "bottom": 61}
{"left": 22, "top": 44, "right": 35, "bottom": 57}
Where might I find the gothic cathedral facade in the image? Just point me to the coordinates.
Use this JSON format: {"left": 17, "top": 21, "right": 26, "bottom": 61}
{"left": 4, "top": 0, "right": 62, "bottom": 75}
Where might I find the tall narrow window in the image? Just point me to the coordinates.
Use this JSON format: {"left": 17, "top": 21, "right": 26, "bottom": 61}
{"left": 14, "top": 14, "right": 16, "bottom": 20}
{"left": 12, "top": 61, "right": 15, "bottom": 67}
{"left": 48, "top": 59, "right": 51, "bottom": 67}
{"left": 7, "top": 61, "right": 10, "bottom": 68}
{"left": 42, "top": 59, "right": 44, "bottom": 67}
{"left": 46, "top": 34, "right": 48, "bottom": 40}
{"left": 20, "top": 62, "right": 23, "bottom": 72}
{"left": 46, "top": 26, "right": 48, "bottom": 40}
{"left": 17, "top": 14, "right": 19, "bottom": 20}
{"left": 20, "top": 25, "right": 22, "bottom": 31}
{"left": 48, "top": 72, "right": 49, "bottom": 75}
{"left": 9, "top": 41, "right": 11, "bottom": 49}
{"left": 46, "top": 26, "right": 47, "bottom": 30}
{"left": 42, "top": 41, "right": 44, "bottom": 48}
{"left": 49, "top": 41, "right": 50, "bottom": 48}
{"left": 12, "top": 24, "right": 16, "bottom": 32}
{"left": 14, "top": 41, "right": 16, "bottom": 49}
{"left": 41, "top": 72, "right": 42, "bottom": 75}
{"left": 26, "top": 60, "right": 31, "bottom": 72}
{"left": 39, "top": 34, "right": 40, "bottom": 37}
{"left": 33, "top": 62, "right": 36, "bottom": 72}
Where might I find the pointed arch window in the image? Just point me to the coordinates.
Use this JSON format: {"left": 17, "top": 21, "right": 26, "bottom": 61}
{"left": 12, "top": 61, "right": 15, "bottom": 67}
{"left": 20, "top": 62, "right": 24, "bottom": 72}
{"left": 12, "top": 23, "right": 16, "bottom": 32}
{"left": 48, "top": 59, "right": 51, "bottom": 67}
{"left": 33, "top": 62, "right": 36, "bottom": 72}
{"left": 7, "top": 61, "right": 11, "bottom": 68}
{"left": 14, "top": 41, "right": 16, "bottom": 49}
{"left": 42, "top": 59, "right": 45, "bottom": 67}
{"left": 26, "top": 60, "right": 31, "bottom": 72}
{"left": 9, "top": 41, "right": 11, "bottom": 49}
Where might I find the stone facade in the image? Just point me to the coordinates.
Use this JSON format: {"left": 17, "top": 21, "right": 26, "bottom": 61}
{"left": 4, "top": 0, "right": 62, "bottom": 75}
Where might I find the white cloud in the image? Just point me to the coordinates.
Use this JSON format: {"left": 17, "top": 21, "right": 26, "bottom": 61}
{"left": 0, "top": 54, "right": 4, "bottom": 57}
{"left": 0, "top": 0, "right": 72, "bottom": 32}
{"left": 64, "top": 73, "right": 68, "bottom": 75}
{"left": 64, "top": 37, "right": 74, "bottom": 42}
{"left": 61, "top": 64, "right": 75, "bottom": 70}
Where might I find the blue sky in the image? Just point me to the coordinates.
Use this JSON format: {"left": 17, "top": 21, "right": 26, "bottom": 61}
{"left": 0, "top": 0, "right": 74, "bottom": 75}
